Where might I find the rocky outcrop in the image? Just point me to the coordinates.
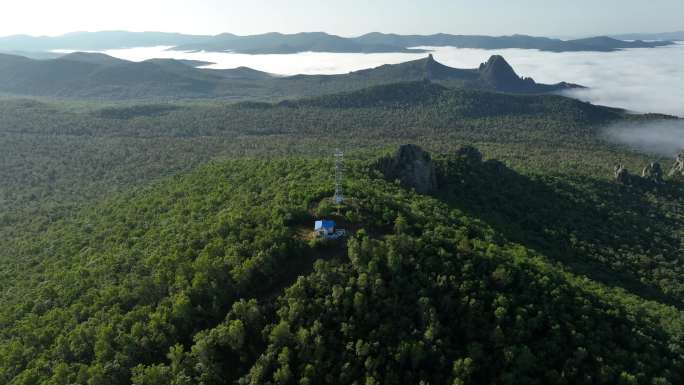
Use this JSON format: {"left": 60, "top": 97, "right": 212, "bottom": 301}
{"left": 615, "top": 161, "right": 672, "bottom": 186}
{"left": 478, "top": 55, "right": 527, "bottom": 92}
{"left": 614, "top": 164, "right": 633, "bottom": 184}
{"left": 669, "top": 153, "right": 684, "bottom": 177}
{"left": 477, "top": 55, "right": 582, "bottom": 93}
{"left": 376, "top": 144, "right": 437, "bottom": 194}
{"left": 642, "top": 162, "right": 664, "bottom": 184}
{"left": 454, "top": 145, "right": 483, "bottom": 164}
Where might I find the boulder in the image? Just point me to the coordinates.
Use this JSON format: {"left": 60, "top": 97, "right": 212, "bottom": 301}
{"left": 376, "top": 144, "right": 438, "bottom": 194}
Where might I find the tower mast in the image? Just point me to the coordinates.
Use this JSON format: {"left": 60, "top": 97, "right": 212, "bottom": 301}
{"left": 334, "top": 149, "right": 344, "bottom": 205}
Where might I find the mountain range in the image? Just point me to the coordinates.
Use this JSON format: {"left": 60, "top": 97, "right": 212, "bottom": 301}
{"left": 0, "top": 31, "right": 673, "bottom": 55}
{"left": 0, "top": 51, "right": 581, "bottom": 99}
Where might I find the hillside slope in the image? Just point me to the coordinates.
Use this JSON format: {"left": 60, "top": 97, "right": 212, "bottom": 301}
{"left": 0, "top": 53, "right": 225, "bottom": 98}
{"left": 278, "top": 80, "right": 614, "bottom": 122}
{"left": 0, "top": 156, "right": 683, "bottom": 384}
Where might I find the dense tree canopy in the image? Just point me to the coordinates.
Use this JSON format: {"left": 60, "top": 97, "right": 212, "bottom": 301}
{"left": 0, "top": 157, "right": 683, "bottom": 384}
{"left": 1, "top": 82, "right": 683, "bottom": 384}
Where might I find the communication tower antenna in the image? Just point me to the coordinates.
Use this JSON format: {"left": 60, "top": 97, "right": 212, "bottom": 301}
{"left": 334, "top": 149, "right": 344, "bottom": 205}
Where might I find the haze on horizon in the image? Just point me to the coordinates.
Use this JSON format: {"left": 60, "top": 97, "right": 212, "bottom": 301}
{"left": 1, "top": 0, "right": 683, "bottom": 38}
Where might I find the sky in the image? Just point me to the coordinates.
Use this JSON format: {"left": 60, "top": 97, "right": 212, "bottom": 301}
{"left": 0, "top": 0, "right": 682, "bottom": 38}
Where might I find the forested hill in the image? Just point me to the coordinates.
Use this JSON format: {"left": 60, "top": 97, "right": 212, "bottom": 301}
{"left": 0, "top": 52, "right": 581, "bottom": 99}
{"left": 277, "top": 81, "right": 617, "bottom": 122}
{"left": 0, "top": 80, "right": 652, "bottom": 249}
{"left": 1, "top": 153, "right": 683, "bottom": 384}
{"left": 310, "top": 54, "right": 581, "bottom": 94}
{"left": 1, "top": 30, "right": 669, "bottom": 54}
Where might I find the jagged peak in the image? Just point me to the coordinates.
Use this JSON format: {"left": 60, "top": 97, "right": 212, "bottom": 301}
{"left": 477, "top": 55, "right": 531, "bottom": 89}
{"left": 479, "top": 55, "right": 516, "bottom": 73}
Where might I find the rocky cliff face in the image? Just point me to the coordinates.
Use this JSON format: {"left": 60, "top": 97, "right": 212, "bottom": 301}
{"left": 376, "top": 144, "right": 438, "bottom": 194}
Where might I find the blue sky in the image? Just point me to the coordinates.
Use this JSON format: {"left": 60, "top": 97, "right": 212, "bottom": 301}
{"left": 1, "top": 0, "right": 682, "bottom": 37}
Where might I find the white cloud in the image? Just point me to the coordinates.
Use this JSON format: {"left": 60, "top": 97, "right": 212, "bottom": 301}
{"left": 416, "top": 44, "right": 684, "bottom": 118}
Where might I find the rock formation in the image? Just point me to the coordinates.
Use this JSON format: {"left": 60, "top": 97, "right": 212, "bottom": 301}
{"left": 478, "top": 55, "right": 530, "bottom": 92}
{"left": 641, "top": 162, "right": 664, "bottom": 184}
{"left": 477, "top": 55, "right": 581, "bottom": 93}
{"left": 670, "top": 153, "right": 684, "bottom": 177}
{"left": 614, "top": 164, "right": 632, "bottom": 184}
{"left": 454, "top": 145, "right": 483, "bottom": 164}
{"left": 376, "top": 144, "right": 438, "bottom": 194}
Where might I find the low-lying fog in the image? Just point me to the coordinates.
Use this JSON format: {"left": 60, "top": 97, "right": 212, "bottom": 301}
{"left": 604, "top": 120, "right": 684, "bottom": 157}
{"left": 55, "top": 42, "right": 684, "bottom": 118}
{"left": 55, "top": 43, "right": 684, "bottom": 156}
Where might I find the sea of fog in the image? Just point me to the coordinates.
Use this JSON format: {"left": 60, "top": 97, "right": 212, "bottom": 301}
{"left": 55, "top": 43, "right": 684, "bottom": 156}
{"left": 55, "top": 42, "right": 684, "bottom": 118}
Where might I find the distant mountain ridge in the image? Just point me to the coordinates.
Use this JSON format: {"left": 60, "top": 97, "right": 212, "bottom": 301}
{"left": 0, "top": 51, "right": 581, "bottom": 99}
{"left": 612, "top": 31, "right": 684, "bottom": 41}
{"left": 350, "top": 32, "right": 671, "bottom": 52}
{"left": 0, "top": 30, "right": 673, "bottom": 54}
{"left": 172, "top": 31, "right": 427, "bottom": 54}
{"left": 0, "top": 31, "right": 208, "bottom": 51}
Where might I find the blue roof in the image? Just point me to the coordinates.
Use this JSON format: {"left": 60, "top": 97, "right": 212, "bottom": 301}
{"left": 314, "top": 220, "right": 335, "bottom": 230}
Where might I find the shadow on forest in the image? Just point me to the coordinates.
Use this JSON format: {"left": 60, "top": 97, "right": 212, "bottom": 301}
{"left": 435, "top": 154, "right": 684, "bottom": 308}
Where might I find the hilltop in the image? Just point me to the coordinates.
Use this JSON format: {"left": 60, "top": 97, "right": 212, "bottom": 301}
{"left": 0, "top": 152, "right": 683, "bottom": 384}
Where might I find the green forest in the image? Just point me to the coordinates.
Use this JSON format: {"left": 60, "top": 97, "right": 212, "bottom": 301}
{"left": 1, "top": 79, "right": 684, "bottom": 384}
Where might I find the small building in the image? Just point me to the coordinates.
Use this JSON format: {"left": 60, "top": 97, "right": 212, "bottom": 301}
{"left": 314, "top": 220, "right": 336, "bottom": 237}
